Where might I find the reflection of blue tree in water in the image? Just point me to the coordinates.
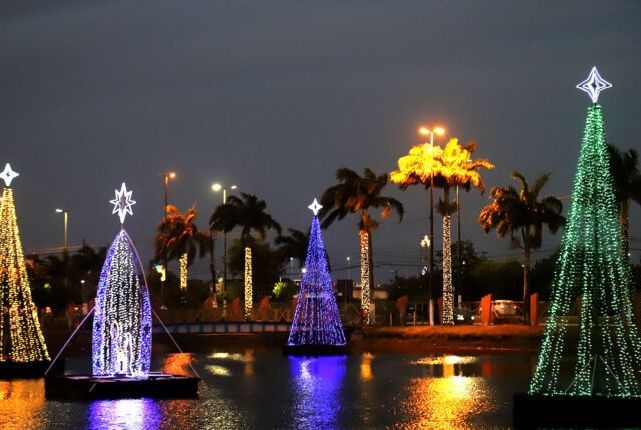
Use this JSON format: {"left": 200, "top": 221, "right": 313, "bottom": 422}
{"left": 289, "top": 356, "right": 346, "bottom": 430}
{"left": 88, "top": 399, "right": 161, "bottom": 430}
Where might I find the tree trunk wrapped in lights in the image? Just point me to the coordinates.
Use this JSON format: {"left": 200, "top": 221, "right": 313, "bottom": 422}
{"left": 92, "top": 229, "right": 151, "bottom": 379}
{"left": 179, "top": 253, "right": 188, "bottom": 291}
{"left": 359, "top": 230, "right": 371, "bottom": 325}
{"left": 441, "top": 212, "right": 453, "bottom": 325}
{"left": 244, "top": 247, "right": 253, "bottom": 319}
{"left": 530, "top": 74, "right": 641, "bottom": 396}
{"left": 0, "top": 183, "right": 50, "bottom": 363}
{"left": 287, "top": 204, "right": 346, "bottom": 347}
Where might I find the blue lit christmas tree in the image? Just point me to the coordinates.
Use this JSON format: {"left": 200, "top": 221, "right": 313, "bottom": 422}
{"left": 92, "top": 183, "right": 151, "bottom": 378}
{"left": 286, "top": 199, "right": 346, "bottom": 353}
{"left": 529, "top": 68, "right": 641, "bottom": 396}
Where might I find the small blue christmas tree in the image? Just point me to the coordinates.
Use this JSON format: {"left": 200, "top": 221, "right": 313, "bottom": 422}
{"left": 287, "top": 199, "right": 346, "bottom": 347}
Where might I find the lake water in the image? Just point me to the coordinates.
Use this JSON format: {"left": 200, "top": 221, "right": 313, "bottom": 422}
{"left": 0, "top": 349, "right": 536, "bottom": 429}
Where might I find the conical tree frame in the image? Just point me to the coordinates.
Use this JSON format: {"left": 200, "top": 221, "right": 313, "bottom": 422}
{"left": 0, "top": 187, "right": 49, "bottom": 363}
{"left": 529, "top": 104, "right": 641, "bottom": 396}
{"left": 287, "top": 216, "right": 346, "bottom": 347}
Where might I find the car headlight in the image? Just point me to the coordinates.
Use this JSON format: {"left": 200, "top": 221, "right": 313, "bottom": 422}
{"left": 471, "top": 316, "right": 475, "bottom": 320}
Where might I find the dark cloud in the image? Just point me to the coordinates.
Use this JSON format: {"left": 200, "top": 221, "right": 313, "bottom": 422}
{"left": 1, "top": 1, "right": 641, "bottom": 281}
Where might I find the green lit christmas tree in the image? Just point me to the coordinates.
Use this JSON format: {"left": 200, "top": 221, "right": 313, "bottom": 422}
{"left": 529, "top": 68, "right": 641, "bottom": 396}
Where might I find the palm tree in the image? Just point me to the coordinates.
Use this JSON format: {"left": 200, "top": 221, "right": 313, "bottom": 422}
{"left": 478, "top": 172, "right": 565, "bottom": 324}
{"left": 209, "top": 193, "right": 282, "bottom": 246}
{"left": 154, "top": 205, "right": 210, "bottom": 295}
{"left": 392, "top": 138, "right": 493, "bottom": 324}
{"left": 275, "top": 228, "right": 309, "bottom": 268}
{"left": 319, "top": 167, "right": 404, "bottom": 325}
{"left": 607, "top": 144, "right": 641, "bottom": 257}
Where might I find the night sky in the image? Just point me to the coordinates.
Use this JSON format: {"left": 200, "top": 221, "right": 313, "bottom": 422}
{"left": 2, "top": 1, "right": 641, "bottom": 282}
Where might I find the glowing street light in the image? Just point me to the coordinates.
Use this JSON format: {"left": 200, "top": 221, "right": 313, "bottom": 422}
{"left": 212, "top": 182, "right": 238, "bottom": 305}
{"left": 419, "top": 125, "right": 446, "bottom": 326}
{"left": 54, "top": 208, "right": 69, "bottom": 252}
{"left": 160, "top": 171, "right": 176, "bottom": 310}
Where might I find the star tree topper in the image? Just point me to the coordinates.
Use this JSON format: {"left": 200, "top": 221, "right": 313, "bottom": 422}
{"left": 110, "top": 182, "right": 136, "bottom": 224}
{"left": 308, "top": 198, "right": 322, "bottom": 216}
{"left": 0, "top": 163, "right": 19, "bottom": 187}
{"left": 576, "top": 66, "right": 612, "bottom": 104}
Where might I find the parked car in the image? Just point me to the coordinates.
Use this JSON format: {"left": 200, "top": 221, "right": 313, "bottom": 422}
{"left": 454, "top": 307, "right": 475, "bottom": 325}
{"left": 493, "top": 300, "right": 520, "bottom": 316}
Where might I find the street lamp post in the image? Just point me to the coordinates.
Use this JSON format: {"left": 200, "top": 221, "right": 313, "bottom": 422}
{"left": 54, "top": 209, "right": 68, "bottom": 252}
{"left": 346, "top": 256, "right": 351, "bottom": 304}
{"left": 212, "top": 183, "right": 237, "bottom": 309}
{"left": 418, "top": 126, "right": 445, "bottom": 325}
{"left": 161, "top": 171, "right": 176, "bottom": 310}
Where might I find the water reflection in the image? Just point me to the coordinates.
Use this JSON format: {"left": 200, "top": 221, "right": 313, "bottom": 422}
{"left": 399, "top": 355, "right": 495, "bottom": 429}
{"left": 0, "top": 379, "right": 45, "bottom": 429}
{"left": 162, "top": 352, "right": 193, "bottom": 376}
{"left": 88, "top": 398, "right": 161, "bottom": 430}
{"left": 289, "top": 356, "right": 346, "bottom": 430}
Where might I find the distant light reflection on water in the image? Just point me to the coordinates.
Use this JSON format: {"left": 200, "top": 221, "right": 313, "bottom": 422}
{"left": 0, "top": 352, "right": 533, "bottom": 429}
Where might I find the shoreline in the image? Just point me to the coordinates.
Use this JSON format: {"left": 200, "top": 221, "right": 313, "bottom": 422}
{"left": 45, "top": 324, "right": 545, "bottom": 356}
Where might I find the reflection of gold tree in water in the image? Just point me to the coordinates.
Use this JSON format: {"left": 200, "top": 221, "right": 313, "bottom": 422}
{"left": 162, "top": 352, "right": 193, "bottom": 376}
{"left": 402, "top": 365, "right": 494, "bottom": 429}
{"left": 0, "top": 379, "right": 45, "bottom": 429}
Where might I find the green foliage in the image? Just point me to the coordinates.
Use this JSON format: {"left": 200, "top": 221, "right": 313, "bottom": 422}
{"left": 470, "top": 259, "right": 523, "bottom": 300}
{"left": 272, "top": 281, "right": 297, "bottom": 301}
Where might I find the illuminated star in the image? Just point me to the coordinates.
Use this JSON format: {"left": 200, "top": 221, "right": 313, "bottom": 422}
{"left": 576, "top": 66, "right": 612, "bottom": 104}
{"left": 308, "top": 198, "right": 323, "bottom": 216}
{"left": 0, "top": 163, "right": 19, "bottom": 187}
{"left": 110, "top": 182, "right": 136, "bottom": 224}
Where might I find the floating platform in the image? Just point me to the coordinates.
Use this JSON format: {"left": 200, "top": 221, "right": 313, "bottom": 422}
{"left": 513, "top": 392, "right": 641, "bottom": 428}
{"left": 0, "top": 360, "right": 58, "bottom": 379}
{"left": 45, "top": 372, "right": 200, "bottom": 400}
{"left": 282, "top": 344, "right": 349, "bottom": 356}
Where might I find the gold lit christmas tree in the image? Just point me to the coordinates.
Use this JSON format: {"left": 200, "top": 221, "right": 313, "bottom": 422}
{"left": 0, "top": 164, "right": 49, "bottom": 363}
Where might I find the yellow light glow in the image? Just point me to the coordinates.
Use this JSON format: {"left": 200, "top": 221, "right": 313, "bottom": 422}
{"left": 434, "top": 127, "right": 446, "bottom": 136}
{"left": 244, "top": 247, "right": 253, "bottom": 319}
{"left": 418, "top": 127, "right": 431, "bottom": 136}
{"left": 0, "top": 188, "right": 50, "bottom": 362}
{"left": 168, "top": 172, "right": 176, "bottom": 179}
{"left": 179, "top": 253, "right": 188, "bottom": 290}
{"left": 212, "top": 183, "right": 222, "bottom": 192}
{"left": 360, "top": 352, "right": 374, "bottom": 381}
{"left": 360, "top": 231, "right": 371, "bottom": 325}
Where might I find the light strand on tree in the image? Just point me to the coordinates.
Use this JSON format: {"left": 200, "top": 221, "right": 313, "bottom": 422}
{"left": 179, "top": 253, "right": 188, "bottom": 291}
{"left": 442, "top": 214, "right": 453, "bottom": 325}
{"left": 244, "top": 247, "right": 253, "bottom": 319}
{"left": 288, "top": 214, "right": 346, "bottom": 346}
{"left": 359, "top": 230, "right": 371, "bottom": 325}
{"left": 0, "top": 187, "right": 50, "bottom": 363}
{"left": 92, "top": 229, "right": 151, "bottom": 379}
{"left": 529, "top": 103, "right": 641, "bottom": 396}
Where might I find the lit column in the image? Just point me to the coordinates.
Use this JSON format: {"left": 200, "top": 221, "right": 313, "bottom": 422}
{"left": 360, "top": 231, "right": 371, "bottom": 325}
{"left": 244, "top": 247, "right": 253, "bottom": 320}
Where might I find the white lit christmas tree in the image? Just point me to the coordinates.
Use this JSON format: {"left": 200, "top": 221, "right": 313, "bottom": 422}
{"left": 0, "top": 163, "right": 50, "bottom": 363}
{"left": 287, "top": 199, "right": 346, "bottom": 348}
{"left": 92, "top": 183, "right": 151, "bottom": 378}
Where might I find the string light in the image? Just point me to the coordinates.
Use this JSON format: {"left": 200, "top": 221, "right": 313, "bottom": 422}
{"left": 442, "top": 215, "right": 453, "bottom": 325}
{"left": 0, "top": 182, "right": 50, "bottom": 363}
{"left": 287, "top": 203, "right": 346, "bottom": 347}
{"left": 179, "top": 253, "right": 188, "bottom": 291}
{"left": 529, "top": 94, "right": 641, "bottom": 395}
{"left": 92, "top": 184, "right": 151, "bottom": 379}
{"left": 244, "top": 247, "right": 253, "bottom": 319}
{"left": 360, "top": 231, "right": 371, "bottom": 325}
